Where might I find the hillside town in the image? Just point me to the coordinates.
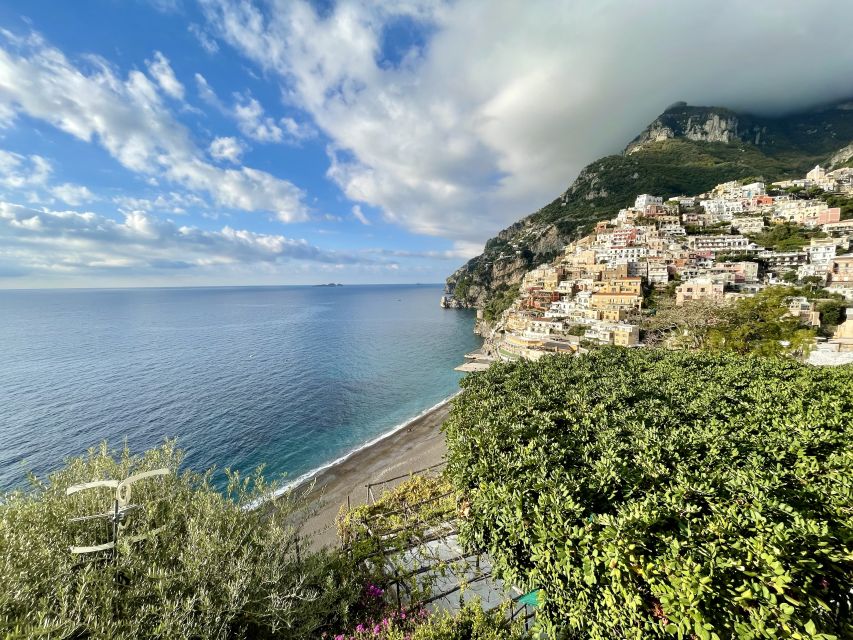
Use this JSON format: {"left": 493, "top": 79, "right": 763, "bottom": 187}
{"left": 458, "top": 165, "right": 853, "bottom": 365}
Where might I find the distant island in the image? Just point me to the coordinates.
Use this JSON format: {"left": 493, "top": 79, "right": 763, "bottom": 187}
{"left": 313, "top": 283, "right": 344, "bottom": 287}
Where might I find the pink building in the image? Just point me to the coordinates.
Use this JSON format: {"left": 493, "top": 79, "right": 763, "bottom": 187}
{"left": 818, "top": 208, "right": 841, "bottom": 225}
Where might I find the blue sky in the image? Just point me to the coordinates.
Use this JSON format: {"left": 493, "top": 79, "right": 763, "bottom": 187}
{"left": 1, "top": 0, "right": 852, "bottom": 287}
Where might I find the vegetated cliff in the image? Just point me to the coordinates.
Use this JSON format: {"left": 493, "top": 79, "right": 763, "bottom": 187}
{"left": 830, "top": 141, "right": 853, "bottom": 168}
{"left": 445, "top": 100, "right": 853, "bottom": 312}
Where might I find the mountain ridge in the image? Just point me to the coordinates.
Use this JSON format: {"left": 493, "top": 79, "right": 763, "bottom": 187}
{"left": 445, "top": 99, "right": 853, "bottom": 313}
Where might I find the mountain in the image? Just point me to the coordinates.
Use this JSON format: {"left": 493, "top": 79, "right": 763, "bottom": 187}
{"left": 445, "top": 100, "right": 853, "bottom": 314}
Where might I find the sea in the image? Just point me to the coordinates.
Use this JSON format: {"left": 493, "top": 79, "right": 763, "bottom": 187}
{"left": 0, "top": 284, "right": 481, "bottom": 492}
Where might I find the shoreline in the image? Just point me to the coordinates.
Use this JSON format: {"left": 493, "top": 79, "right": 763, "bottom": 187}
{"left": 294, "top": 395, "right": 456, "bottom": 550}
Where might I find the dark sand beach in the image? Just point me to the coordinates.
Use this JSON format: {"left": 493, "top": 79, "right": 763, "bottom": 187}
{"left": 298, "top": 398, "right": 453, "bottom": 549}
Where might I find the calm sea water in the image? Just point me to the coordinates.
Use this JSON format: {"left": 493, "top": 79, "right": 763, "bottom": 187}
{"left": 0, "top": 285, "right": 480, "bottom": 492}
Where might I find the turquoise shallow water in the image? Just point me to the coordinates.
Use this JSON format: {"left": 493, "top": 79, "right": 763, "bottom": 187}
{"left": 0, "top": 284, "right": 480, "bottom": 491}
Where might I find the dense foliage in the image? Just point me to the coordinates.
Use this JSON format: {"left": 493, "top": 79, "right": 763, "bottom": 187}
{"left": 784, "top": 188, "right": 853, "bottom": 221}
{"left": 483, "top": 284, "right": 521, "bottom": 322}
{"left": 0, "top": 443, "right": 363, "bottom": 639}
{"left": 638, "top": 285, "right": 846, "bottom": 356}
{"left": 338, "top": 474, "right": 455, "bottom": 566}
{"left": 443, "top": 349, "right": 853, "bottom": 639}
{"left": 705, "top": 286, "right": 820, "bottom": 357}
{"left": 747, "top": 222, "right": 827, "bottom": 252}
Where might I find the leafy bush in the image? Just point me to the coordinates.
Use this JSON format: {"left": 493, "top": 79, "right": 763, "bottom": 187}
{"left": 483, "top": 284, "right": 520, "bottom": 323}
{"left": 338, "top": 474, "right": 456, "bottom": 562}
{"left": 816, "top": 298, "right": 847, "bottom": 330}
{"left": 453, "top": 276, "right": 471, "bottom": 302}
{"left": 706, "top": 286, "right": 818, "bottom": 357}
{"left": 443, "top": 349, "right": 853, "bottom": 639}
{"left": 747, "top": 222, "right": 826, "bottom": 252}
{"left": 0, "top": 442, "right": 363, "bottom": 639}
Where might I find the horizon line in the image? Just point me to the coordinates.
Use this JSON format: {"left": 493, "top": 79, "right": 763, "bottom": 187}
{"left": 0, "top": 282, "right": 445, "bottom": 292}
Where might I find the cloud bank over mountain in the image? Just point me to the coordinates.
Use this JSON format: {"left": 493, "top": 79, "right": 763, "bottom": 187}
{"left": 202, "top": 0, "right": 853, "bottom": 244}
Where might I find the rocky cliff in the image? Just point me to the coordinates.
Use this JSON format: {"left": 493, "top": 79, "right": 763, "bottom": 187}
{"left": 446, "top": 100, "right": 853, "bottom": 310}
{"left": 830, "top": 142, "right": 853, "bottom": 168}
{"left": 625, "top": 104, "right": 743, "bottom": 153}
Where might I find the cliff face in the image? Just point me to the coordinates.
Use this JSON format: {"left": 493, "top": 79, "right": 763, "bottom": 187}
{"left": 625, "top": 105, "right": 743, "bottom": 153}
{"left": 830, "top": 142, "right": 853, "bottom": 167}
{"left": 446, "top": 221, "right": 562, "bottom": 308}
{"left": 445, "top": 100, "right": 853, "bottom": 308}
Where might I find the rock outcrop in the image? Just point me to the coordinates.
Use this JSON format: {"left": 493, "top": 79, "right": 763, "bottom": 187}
{"left": 830, "top": 142, "right": 853, "bottom": 168}
{"left": 625, "top": 106, "right": 742, "bottom": 154}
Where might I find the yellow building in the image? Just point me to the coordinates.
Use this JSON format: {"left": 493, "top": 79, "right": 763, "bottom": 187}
{"left": 675, "top": 278, "right": 725, "bottom": 306}
{"left": 589, "top": 292, "right": 643, "bottom": 310}
{"left": 613, "top": 324, "right": 641, "bottom": 347}
{"left": 600, "top": 308, "right": 629, "bottom": 322}
{"left": 595, "top": 277, "right": 643, "bottom": 295}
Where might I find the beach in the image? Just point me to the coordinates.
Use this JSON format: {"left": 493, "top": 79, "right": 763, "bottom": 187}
{"left": 297, "top": 397, "right": 453, "bottom": 550}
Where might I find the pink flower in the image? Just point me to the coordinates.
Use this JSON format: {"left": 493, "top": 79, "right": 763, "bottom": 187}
{"left": 356, "top": 624, "right": 365, "bottom": 633}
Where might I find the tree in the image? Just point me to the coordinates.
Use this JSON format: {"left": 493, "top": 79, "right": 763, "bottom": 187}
{"left": 565, "top": 324, "right": 589, "bottom": 336}
{"left": 636, "top": 297, "right": 722, "bottom": 349}
{"left": 816, "top": 298, "right": 847, "bottom": 330}
{"left": 782, "top": 270, "right": 799, "bottom": 283}
{"left": 747, "top": 222, "right": 826, "bottom": 252}
{"left": 0, "top": 442, "right": 363, "bottom": 639}
{"left": 706, "top": 286, "right": 817, "bottom": 357}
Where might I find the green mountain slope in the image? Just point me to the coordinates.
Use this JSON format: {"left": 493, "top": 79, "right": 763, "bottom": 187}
{"left": 446, "top": 100, "right": 853, "bottom": 311}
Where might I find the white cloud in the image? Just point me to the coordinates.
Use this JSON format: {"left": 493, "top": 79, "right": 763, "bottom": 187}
{"left": 194, "top": 72, "right": 223, "bottom": 108}
{"left": 0, "top": 201, "right": 376, "bottom": 278}
{"left": 189, "top": 23, "right": 219, "bottom": 54}
{"left": 114, "top": 191, "right": 207, "bottom": 214}
{"left": 201, "top": 0, "right": 853, "bottom": 244}
{"left": 233, "top": 94, "right": 315, "bottom": 144}
{"left": 209, "top": 135, "right": 245, "bottom": 163}
{"left": 0, "top": 148, "right": 97, "bottom": 206}
{"left": 196, "top": 74, "right": 316, "bottom": 146}
{"left": 0, "top": 33, "right": 308, "bottom": 222}
{"left": 146, "top": 51, "right": 184, "bottom": 100}
{"left": 147, "top": 0, "right": 182, "bottom": 13}
{"left": 0, "top": 149, "right": 51, "bottom": 189}
{"left": 50, "top": 182, "right": 95, "bottom": 206}
{"left": 351, "top": 204, "right": 370, "bottom": 225}
{"left": 233, "top": 93, "right": 283, "bottom": 142}
{"left": 280, "top": 116, "right": 317, "bottom": 143}
{"left": 364, "top": 241, "right": 483, "bottom": 261}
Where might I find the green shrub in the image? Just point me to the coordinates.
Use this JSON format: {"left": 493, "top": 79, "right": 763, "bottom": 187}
{"left": 443, "top": 349, "right": 853, "bottom": 639}
{"left": 337, "top": 474, "right": 456, "bottom": 577}
{"left": 747, "top": 222, "right": 827, "bottom": 252}
{"left": 483, "top": 284, "right": 520, "bottom": 323}
{"left": 0, "top": 442, "right": 362, "bottom": 639}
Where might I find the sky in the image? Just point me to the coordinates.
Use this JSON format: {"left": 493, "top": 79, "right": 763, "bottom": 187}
{"left": 1, "top": 1, "right": 853, "bottom": 288}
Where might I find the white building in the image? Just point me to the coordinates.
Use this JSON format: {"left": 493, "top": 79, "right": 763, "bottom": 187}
{"left": 740, "top": 182, "right": 766, "bottom": 198}
{"left": 659, "top": 223, "right": 687, "bottom": 237}
{"left": 526, "top": 320, "right": 564, "bottom": 336}
{"left": 731, "top": 216, "right": 765, "bottom": 234}
{"left": 647, "top": 261, "right": 670, "bottom": 285}
{"left": 601, "top": 246, "right": 648, "bottom": 262}
{"left": 687, "top": 235, "right": 755, "bottom": 253}
{"left": 634, "top": 194, "right": 663, "bottom": 210}
{"left": 807, "top": 238, "right": 837, "bottom": 270}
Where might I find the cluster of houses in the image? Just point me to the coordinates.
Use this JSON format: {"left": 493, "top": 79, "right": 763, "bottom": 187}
{"left": 491, "top": 166, "right": 853, "bottom": 362}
